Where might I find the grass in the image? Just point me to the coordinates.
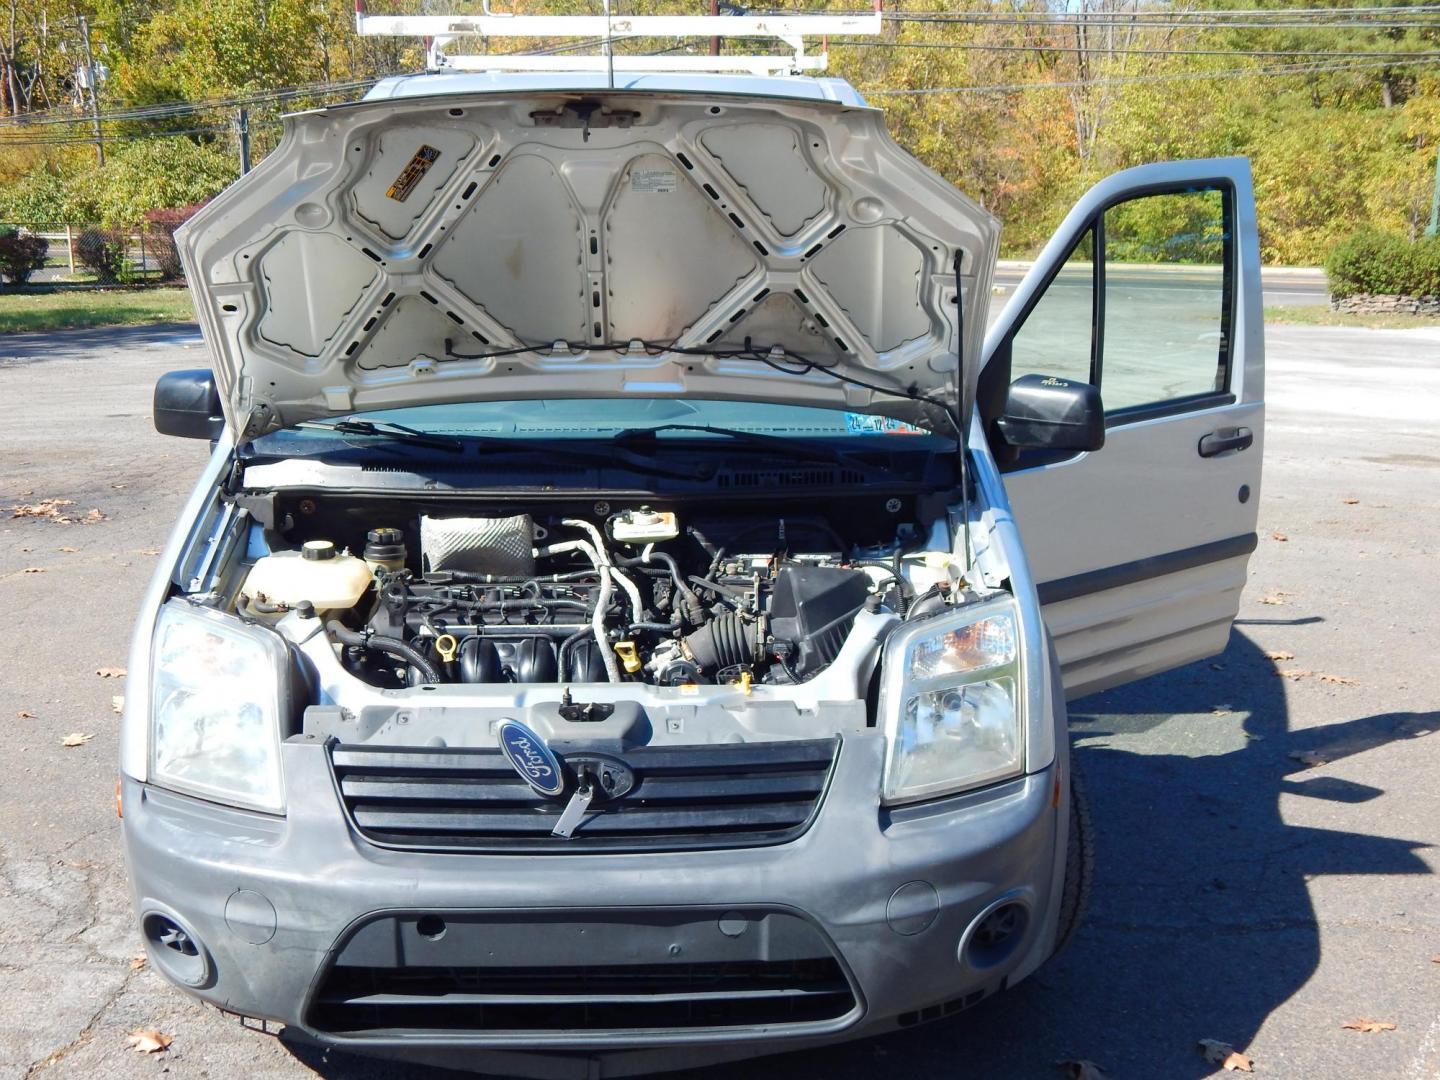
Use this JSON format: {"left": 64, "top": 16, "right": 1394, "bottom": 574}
{"left": 0, "top": 287, "right": 193, "bottom": 333}
{"left": 1264, "top": 305, "right": 1440, "bottom": 330}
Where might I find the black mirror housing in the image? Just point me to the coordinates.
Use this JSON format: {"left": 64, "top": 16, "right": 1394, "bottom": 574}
{"left": 154, "top": 369, "right": 225, "bottom": 440}
{"left": 995, "top": 373, "right": 1105, "bottom": 453}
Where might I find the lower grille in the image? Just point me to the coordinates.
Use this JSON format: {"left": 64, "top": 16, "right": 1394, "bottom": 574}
{"left": 330, "top": 738, "right": 837, "bottom": 853}
{"left": 307, "top": 910, "right": 858, "bottom": 1036}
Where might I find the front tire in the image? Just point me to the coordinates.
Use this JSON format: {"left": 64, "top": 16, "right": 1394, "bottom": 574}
{"left": 1052, "top": 762, "right": 1094, "bottom": 958}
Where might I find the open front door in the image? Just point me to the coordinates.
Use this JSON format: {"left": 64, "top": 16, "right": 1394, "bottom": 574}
{"left": 979, "top": 158, "right": 1264, "bottom": 699}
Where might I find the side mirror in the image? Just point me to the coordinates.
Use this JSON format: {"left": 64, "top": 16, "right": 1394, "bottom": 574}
{"left": 154, "top": 369, "right": 224, "bottom": 440}
{"left": 995, "top": 373, "right": 1105, "bottom": 453}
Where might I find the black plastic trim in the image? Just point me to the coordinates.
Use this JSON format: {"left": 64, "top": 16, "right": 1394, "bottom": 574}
{"left": 1035, "top": 532, "right": 1258, "bottom": 605}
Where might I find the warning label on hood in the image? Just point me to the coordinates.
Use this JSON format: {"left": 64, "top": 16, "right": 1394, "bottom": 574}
{"left": 630, "top": 169, "right": 677, "bottom": 194}
{"left": 386, "top": 145, "right": 442, "bottom": 202}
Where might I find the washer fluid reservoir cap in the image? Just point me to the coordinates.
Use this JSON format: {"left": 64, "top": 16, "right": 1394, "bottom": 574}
{"left": 302, "top": 540, "right": 337, "bottom": 561}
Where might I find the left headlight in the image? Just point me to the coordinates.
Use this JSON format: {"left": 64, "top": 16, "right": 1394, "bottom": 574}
{"left": 150, "top": 600, "right": 290, "bottom": 814}
{"left": 879, "top": 595, "right": 1025, "bottom": 806}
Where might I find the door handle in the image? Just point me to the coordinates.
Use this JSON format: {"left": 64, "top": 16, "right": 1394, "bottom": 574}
{"left": 1198, "top": 427, "right": 1253, "bottom": 458}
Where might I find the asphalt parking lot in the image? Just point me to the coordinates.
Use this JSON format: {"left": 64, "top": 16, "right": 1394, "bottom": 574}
{"left": 0, "top": 319, "right": 1436, "bottom": 1080}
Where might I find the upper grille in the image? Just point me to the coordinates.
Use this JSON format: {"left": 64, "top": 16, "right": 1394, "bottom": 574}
{"left": 330, "top": 738, "right": 837, "bottom": 853}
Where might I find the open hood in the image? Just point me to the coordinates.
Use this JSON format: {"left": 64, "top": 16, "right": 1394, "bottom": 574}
{"left": 178, "top": 83, "right": 999, "bottom": 437}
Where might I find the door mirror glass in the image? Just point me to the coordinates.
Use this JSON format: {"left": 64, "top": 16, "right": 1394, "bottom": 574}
{"left": 996, "top": 373, "right": 1105, "bottom": 453}
{"left": 154, "top": 369, "right": 224, "bottom": 440}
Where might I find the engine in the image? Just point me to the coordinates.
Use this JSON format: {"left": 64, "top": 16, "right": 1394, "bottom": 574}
{"left": 238, "top": 505, "right": 950, "bottom": 688}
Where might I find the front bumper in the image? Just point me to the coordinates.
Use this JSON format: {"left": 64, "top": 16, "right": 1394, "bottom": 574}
{"left": 122, "top": 732, "right": 1062, "bottom": 1077}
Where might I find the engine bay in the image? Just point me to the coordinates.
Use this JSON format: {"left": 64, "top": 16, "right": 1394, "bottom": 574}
{"left": 231, "top": 498, "right": 964, "bottom": 691}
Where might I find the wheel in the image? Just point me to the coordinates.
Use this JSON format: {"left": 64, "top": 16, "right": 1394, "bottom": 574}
{"left": 1051, "top": 759, "right": 1095, "bottom": 959}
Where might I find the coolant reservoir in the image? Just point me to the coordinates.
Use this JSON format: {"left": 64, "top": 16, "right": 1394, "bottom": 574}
{"left": 239, "top": 540, "right": 373, "bottom": 622}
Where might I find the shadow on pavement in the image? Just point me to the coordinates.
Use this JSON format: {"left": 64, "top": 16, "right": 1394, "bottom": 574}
{"left": 282, "top": 630, "right": 1433, "bottom": 1079}
{"left": 0, "top": 321, "right": 200, "bottom": 364}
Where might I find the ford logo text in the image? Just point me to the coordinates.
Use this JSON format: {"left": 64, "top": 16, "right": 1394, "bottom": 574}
{"left": 497, "top": 719, "right": 565, "bottom": 798}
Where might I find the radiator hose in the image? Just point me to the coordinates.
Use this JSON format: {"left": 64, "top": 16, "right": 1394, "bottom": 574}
{"left": 326, "top": 620, "right": 443, "bottom": 684}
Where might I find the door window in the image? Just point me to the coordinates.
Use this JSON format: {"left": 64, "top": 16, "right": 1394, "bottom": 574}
{"left": 1009, "top": 228, "right": 1095, "bottom": 387}
{"left": 1004, "top": 184, "right": 1233, "bottom": 422}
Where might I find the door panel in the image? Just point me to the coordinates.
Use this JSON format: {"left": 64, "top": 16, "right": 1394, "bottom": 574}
{"left": 981, "top": 159, "right": 1264, "bottom": 698}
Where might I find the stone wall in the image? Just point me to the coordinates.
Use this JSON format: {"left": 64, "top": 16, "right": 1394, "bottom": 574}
{"left": 1330, "top": 293, "right": 1440, "bottom": 315}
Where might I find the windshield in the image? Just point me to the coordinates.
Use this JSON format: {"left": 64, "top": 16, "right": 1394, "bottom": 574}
{"left": 247, "top": 399, "right": 952, "bottom": 454}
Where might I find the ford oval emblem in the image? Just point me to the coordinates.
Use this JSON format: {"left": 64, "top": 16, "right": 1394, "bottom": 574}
{"left": 497, "top": 719, "right": 565, "bottom": 798}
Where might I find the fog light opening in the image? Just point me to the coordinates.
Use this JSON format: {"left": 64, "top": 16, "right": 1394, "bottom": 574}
{"left": 416, "top": 914, "right": 447, "bottom": 941}
{"left": 961, "top": 900, "right": 1030, "bottom": 970}
{"left": 141, "top": 910, "right": 211, "bottom": 988}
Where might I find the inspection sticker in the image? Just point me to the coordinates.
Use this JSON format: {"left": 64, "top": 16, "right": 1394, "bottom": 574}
{"left": 386, "top": 145, "right": 442, "bottom": 202}
{"left": 631, "top": 169, "right": 677, "bottom": 193}
{"left": 844, "top": 413, "right": 927, "bottom": 435}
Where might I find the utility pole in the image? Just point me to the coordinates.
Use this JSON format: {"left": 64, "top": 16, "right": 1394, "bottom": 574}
{"left": 710, "top": 0, "right": 720, "bottom": 57}
{"left": 236, "top": 107, "right": 252, "bottom": 174}
{"left": 78, "top": 15, "right": 104, "bottom": 167}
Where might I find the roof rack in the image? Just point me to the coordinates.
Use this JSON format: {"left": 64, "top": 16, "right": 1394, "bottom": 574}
{"left": 353, "top": 2, "right": 884, "bottom": 78}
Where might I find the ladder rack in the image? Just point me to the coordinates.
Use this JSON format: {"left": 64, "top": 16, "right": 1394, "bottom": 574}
{"left": 353, "top": 3, "right": 884, "bottom": 77}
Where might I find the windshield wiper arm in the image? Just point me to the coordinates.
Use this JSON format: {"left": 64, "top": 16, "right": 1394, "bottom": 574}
{"left": 615, "top": 423, "right": 879, "bottom": 468}
{"left": 301, "top": 419, "right": 465, "bottom": 453}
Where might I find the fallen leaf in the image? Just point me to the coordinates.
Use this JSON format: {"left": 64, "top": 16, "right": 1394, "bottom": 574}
{"left": 1265, "top": 650, "right": 1296, "bottom": 661}
{"left": 9, "top": 497, "right": 74, "bottom": 520}
{"left": 1258, "top": 594, "right": 1287, "bottom": 605}
{"left": 58, "top": 546, "right": 77, "bottom": 552}
{"left": 1289, "top": 749, "right": 1329, "bottom": 768}
{"left": 1210, "top": 662, "right": 1227, "bottom": 671}
{"left": 1271, "top": 531, "right": 1289, "bottom": 542}
{"left": 1056, "top": 1060, "right": 1108, "bottom": 1079}
{"left": 126, "top": 1029, "right": 172, "bottom": 1054}
{"left": 1275, "top": 668, "right": 1314, "bottom": 681}
{"left": 138, "top": 548, "right": 161, "bottom": 556}
{"left": 129, "top": 954, "right": 147, "bottom": 971}
{"left": 1318, "top": 673, "right": 1359, "bottom": 686}
{"left": 1431, "top": 954, "right": 1440, "bottom": 964}
{"left": 16, "top": 711, "right": 35, "bottom": 719}
{"left": 111, "top": 695, "right": 125, "bottom": 714}
{"left": 83, "top": 508, "right": 106, "bottom": 522}
{"left": 60, "top": 732, "right": 94, "bottom": 748}
{"left": 1342, "top": 1019, "right": 1396, "bottom": 1033}
{"left": 1199, "top": 1038, "right": 1254, "bottom": 1072}
{"left": 1342, "top": 497, "right": 1360, "bottom": 505}
{"left": 96, "top": 666, "right": 126, "bottom": 678}
{"left": 21, "top": 566, "right": 45, "bottom": 573}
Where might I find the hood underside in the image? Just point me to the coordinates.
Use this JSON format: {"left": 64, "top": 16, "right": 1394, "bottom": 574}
{"left": 178, "top": 84, "right": 999, "bottom": 436}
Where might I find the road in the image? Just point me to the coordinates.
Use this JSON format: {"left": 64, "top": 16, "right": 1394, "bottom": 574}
{"left": 993, "top": 263, "right": 1329, "bottom": 308}
{"left": 0, "top": 318, "right": 1436, "bottom": 1080}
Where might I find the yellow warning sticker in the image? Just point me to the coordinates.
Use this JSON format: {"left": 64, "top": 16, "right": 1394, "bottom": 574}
{"left": 386, "top": 145, "right": 442, "bottom": 202}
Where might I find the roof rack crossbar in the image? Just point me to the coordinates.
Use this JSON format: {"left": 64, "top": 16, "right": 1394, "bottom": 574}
{"left": 353, "top": 4, "right": 884, "bottom": 76}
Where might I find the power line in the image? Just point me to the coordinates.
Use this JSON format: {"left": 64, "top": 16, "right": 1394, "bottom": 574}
{"left": 0, "top": 76, "right": 380, "bottom": 130}
{"left": 829, "top": 39, "right": 1440, "bottom": 60}
{"left": 865, "top": 53, "right": 1440, "bottom": 94}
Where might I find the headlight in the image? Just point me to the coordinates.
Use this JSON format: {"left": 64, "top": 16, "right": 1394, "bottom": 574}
{"left": 150, "top": 601, "right": 289, "bottom": 813}
{"left": 879, "top": 595, "right": 1024, "bottom": 805}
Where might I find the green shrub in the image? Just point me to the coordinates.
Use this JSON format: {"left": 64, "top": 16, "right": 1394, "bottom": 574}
{"left": 1326, "top": 228, "right": 1440, "bottom": 298}
{"left": 0, "top": 229, "right": 50, "bottom": 285}
{"left": 75, "top": 227, "right": 130, "bottom": 284}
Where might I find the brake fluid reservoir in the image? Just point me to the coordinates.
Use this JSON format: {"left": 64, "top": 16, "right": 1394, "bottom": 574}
{"left": 239, "top": 540, "right": 373, "bottom": 622}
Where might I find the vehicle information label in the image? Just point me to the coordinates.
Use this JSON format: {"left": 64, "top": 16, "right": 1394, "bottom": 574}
{"left": 386, "top": 145, "right": 442, "bottom": 202}
{"left": 631, "top": 169, "right": 677, "bottom": 193}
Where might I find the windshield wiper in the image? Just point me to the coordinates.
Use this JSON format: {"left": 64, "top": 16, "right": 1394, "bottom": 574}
{"left": 614, "top": 423, "right": 888, "bottom": 469}
{"left": 299, "top": 419, "right": 465, "bottom": 453}
{"left": 295, "top": 421, "right": 711, "bottom": 480}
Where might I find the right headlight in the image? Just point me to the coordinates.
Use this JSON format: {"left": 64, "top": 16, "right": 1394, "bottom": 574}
{"left": 149, "top": 600, "right": 290, "bottom": 814}
{"left": 878, "top": 595, "right": 1025, "bottom": 806}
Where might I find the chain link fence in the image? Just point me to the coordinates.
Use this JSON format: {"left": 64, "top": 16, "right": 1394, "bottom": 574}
{"left": 0, "top": 222, "right": 187, "bottom": 288}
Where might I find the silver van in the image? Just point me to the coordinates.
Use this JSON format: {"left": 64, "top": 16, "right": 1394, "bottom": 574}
{"left": 120, "top": 60, "right": 1263, "bottom": 1078}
